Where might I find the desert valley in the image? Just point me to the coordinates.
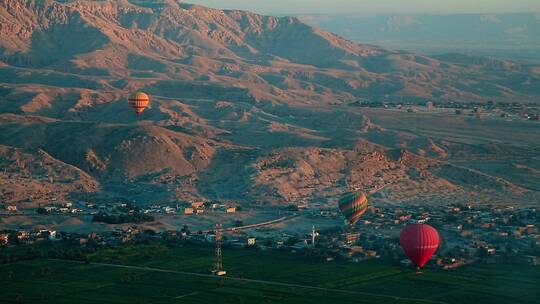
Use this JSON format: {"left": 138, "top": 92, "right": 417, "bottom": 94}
{"left": 0, "top": 1, "right": 538, "bottom": 303}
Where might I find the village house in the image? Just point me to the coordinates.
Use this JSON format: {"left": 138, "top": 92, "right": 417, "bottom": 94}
{"left": 247, "top": 237, "right": 256, "bottom": 246}
{"left": 0, "top": 233, "right": 9, "bottom": 245}
{"left": 523, "top": 255, "right": 539, "bottom": 266}
{"left": 17, "top": 230, "right": 30, "bottom": 241}
{"left": 344, "top": 233, "right": 360, "bottom": 244}
{"left": 164, "top": 206, "right": 175, "bottom": 214}
{"left": 191, "top": 202, "right": 205, "bottom": 209}
{"left": 364, "top": 250, "right": 378, "bottom": 258}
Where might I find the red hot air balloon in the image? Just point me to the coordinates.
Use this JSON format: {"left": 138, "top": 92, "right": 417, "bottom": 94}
{"left": 400, "top": 223, "right": 439, "bottom": 270}
{"left": 128, "top": 92, "right": 150, "bottom": 117}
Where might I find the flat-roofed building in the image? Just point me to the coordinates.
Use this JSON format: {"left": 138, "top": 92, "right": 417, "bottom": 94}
{"left": 0, "top": 233, "right": 9, "bottom": 245}
{"left": 191, "top": 202, "right": 205, "bottom": 209}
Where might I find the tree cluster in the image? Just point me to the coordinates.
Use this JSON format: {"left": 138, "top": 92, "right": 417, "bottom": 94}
{"left": 92, "top": 212, "right": 154, "bottom": 224}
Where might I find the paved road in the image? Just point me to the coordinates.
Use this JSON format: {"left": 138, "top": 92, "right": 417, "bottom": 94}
{"left": 201, "top": 214, "right": 297, "bottom": 234}
{"left": 50, "top": 259, "right": 448, "bottom": 304}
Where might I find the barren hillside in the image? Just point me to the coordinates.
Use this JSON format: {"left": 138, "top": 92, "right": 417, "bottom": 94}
{"left": 0, "top": 0, "right": 538, "bottom": 209}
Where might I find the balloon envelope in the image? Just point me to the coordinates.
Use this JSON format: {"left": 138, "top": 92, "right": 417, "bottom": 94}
{"left": 400, "top": 223, "right": 439, "bottom": 268}
{"left": 338, "top": 191, "right": 368, "bottom": 225}
{"left": 128, "top": 92, "right": 150, "bottom": 116}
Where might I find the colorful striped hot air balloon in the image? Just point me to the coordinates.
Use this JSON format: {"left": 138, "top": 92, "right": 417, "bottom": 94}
{"left": 400, "top": 223, "right": 440, "bottom": 270}
{"left": 338, "top": 191, "right": 368, "bottom": 225}
{"left": 128, "top": 92, "right": 150, "bottom": 117}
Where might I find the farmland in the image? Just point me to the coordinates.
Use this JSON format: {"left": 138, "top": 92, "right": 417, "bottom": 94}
{"left": 0, "top": 244, "right": 538, "bottom": 304}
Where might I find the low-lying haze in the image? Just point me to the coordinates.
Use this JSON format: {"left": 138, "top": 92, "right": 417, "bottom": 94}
{"left": 186, "top": 0, "right": 540, "bottom": 14}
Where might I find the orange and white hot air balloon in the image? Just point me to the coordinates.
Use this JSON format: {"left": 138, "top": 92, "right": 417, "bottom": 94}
{"left": 127, "top": 92, "right": 150, "bottom": 117}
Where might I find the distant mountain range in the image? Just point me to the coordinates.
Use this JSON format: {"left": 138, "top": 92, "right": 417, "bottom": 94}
{"left": 1, "top": 1, "right": 539, "bottom": 106}
{"left": 299, "top": 13, "right": 540, "bottom": 62}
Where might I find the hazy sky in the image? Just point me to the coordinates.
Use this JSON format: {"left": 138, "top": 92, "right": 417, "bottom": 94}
{"left": 185, "top": 0, "right": 540, "bottom": 14}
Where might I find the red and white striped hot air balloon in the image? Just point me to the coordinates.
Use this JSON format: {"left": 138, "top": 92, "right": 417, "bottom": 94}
{"left": 127, "top": 92, "right": 150, "bottom": 117}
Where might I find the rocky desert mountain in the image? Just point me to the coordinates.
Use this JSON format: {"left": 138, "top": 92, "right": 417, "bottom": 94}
{"left": 0, "top": 0, "right": 539, "bottom": 209}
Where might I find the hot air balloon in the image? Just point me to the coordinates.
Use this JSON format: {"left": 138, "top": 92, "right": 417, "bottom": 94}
{"left": 400, "top": 223, "right": 439, "bottom": 270}
{"left": 128, "top": 92, "right": 150, "bottom": 117}
{"left": 338, "top": 191, "right": 368, "bottom": 225}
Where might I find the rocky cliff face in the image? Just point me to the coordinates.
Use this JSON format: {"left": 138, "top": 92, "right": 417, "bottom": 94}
{"left": 0, "top": 1, "right": 538, "bottom": 207}
{"left": 1, "top": 0, "right": 539, "bottom": 106}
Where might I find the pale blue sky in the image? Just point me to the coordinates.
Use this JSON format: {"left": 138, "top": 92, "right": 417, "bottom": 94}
{"left": 185, "top": 0, "right": 540, "bottom": 14}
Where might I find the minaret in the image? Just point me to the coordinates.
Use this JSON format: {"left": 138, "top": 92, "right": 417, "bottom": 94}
{"left": 311, "top": 225, "right": 318, "bottom": 248}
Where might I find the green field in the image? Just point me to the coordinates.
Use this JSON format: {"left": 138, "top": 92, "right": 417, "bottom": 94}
{"left": 0, "top": 244, "right": 538, "bottom": 304}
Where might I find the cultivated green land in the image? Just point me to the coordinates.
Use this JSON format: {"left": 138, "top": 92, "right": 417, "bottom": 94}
{"left": 0, "top": 244, "right": 538, "bottom": 304}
